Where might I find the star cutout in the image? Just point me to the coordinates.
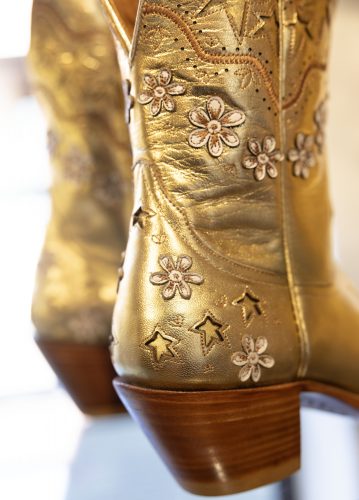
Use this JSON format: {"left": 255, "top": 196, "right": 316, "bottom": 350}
{"left": 132, "top": 206, "right": 156, "bottom": 228}
{"left": 145, "top": 330, "right": 177, "bottom": 363}
{"left": 123, "top": 79, "right": 135, "bottom": 124}
{"left": 191, "top": 311, "right": 229, "bottom": 355}
{"left": 232, "top": 287, "right": 263, "bottom": 326}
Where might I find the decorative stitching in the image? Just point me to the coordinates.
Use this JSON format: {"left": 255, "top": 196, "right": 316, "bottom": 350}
{"left": 151, "top": 233, "right": 168, "bottom": 244}
{"left": 144, "top": 161, "right": 287, "bottom": 282}
{"left": 234, "top": 67, "right": 253, "bottom": 90}
{"left": 283, "top": 62, "right": 327, "bottom": 109}
{"left": 142, "top": 2, "right": 327, "bottom": 110}
{"left": 167, "top": 314, "right": 185, "bottom": 328}
{"left": 140, "top": 26, "right": 172, "bottom": 50}
{"left": 214, "top": 294, "right": 229, "bottom": 308}
{"left": 195, "top": 0, "right": 274, "bottom": 42}
{"left": 143, "top": 3, "right": 278, "bottom": 106}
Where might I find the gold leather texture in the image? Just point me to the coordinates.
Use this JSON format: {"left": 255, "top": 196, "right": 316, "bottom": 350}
{"left": 29, "top": 0, "right": 133, "bottom": 344}
{"left": 101, "top": 0, "right": 359, "bottom": 394}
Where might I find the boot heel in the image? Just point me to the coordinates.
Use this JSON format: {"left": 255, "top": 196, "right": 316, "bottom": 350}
{"left": 114, "top": 380, "right": 301, "bottom": 496}
{"left": 36, "top": 338, "right": 124, "bottom": 415}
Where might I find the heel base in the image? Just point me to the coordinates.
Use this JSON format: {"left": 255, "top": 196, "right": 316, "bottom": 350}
{"left": 181, "top": 458, "right": 300, "bottom": 496}
{"left": 114, "top": 379, "right": 301, "bottom": 496}
{"left": 36, "top": 337, "right": 124, "bottom": 415}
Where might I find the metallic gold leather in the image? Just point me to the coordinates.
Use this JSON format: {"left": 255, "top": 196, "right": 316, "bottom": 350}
{"left": 103, "top": 0, "right": 300, "bottom": 389}
{"left": 300, "top": 272, "right": 359, "bottom": 394}
{"left": 112, "top": 163, "right": 300, "bottom": 388}
{"left": 282, "top": 10, "right": 333, "bottom": 287}
{"left": 105, "top": 0, "right": 359, "bottom": 394}
{"left": 29, "top": 0, "right": 133, "bottom": 344}
{"left": 280, "top": 0, "right": 335, "bottom": 375}
{"left": 129, "top": 1, "right": 287, "bottom": 275}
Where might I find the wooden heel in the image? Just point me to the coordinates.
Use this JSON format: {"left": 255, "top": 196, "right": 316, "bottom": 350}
{"left": 114, "top": 379, "right": 301, "bottom": 496}
{"left": 36, "top": 338, "right": 124, "bottom": 415}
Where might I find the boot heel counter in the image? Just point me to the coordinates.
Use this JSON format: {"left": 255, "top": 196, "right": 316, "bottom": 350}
{"left": 112, "top": 215, "right": 301, "bottom": 390}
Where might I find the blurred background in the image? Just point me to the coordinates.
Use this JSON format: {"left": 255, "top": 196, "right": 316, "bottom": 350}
{"left": 1, "top": 1, "right": 359, "bottom": 499}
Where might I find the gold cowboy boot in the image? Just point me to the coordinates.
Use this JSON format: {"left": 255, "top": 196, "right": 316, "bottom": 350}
{"left": 101, "top": 0, "right": 358, "bottom": 495}
{"left": 29, "top": 0, "right": 133, "bottom": 415}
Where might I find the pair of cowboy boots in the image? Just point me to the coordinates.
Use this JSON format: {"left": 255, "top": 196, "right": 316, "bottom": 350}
{"left": 31, "top": 0, "right": 359, "bottom": 496}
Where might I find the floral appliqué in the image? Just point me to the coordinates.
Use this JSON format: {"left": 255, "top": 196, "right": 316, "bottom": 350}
{"left": 94, "top": 171, "right": 123, "bottom": 208}
{"left": 314, "top": 100, "right": 328, "bottom": 152}
{"left": 150, "top": 255, "right": 204, "bottom": 300}
{"left": 231, "top": 335, "right": 275, "bottom": 383}
{"left": 188, "top": 96, "right": 246, "bottom": 157}
{"left": 243, "top": 136, "right": 284, "bottom": 181}
{"left": 288, "top": 133, "right": 317, "bottom": 179}
{"left": 63, "top": 146, "right": 94, "bottom": 184}
{"left": 138, "top": 68, "right": 186, "bottom": 116}
{"left": 68, "top": 307, "right": 109, "bottom": 344}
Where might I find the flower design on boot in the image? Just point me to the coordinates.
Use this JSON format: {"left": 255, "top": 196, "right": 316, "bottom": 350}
{"left": 67, "top": 307, "right": 109, "bottom": 344}
{"left": 288, "top": 133, "right": 317, "bottom": 179}
{"left": 242, "top": 136, "right": 284, "bottom": 181}
{"left": 188, "top": 96, "right": 246, "bottom": 157}
{"left": 138, "top": 68, "right": 186, "bottom": 116}
{"left": 63, "top": 146, "right": 94, "bottom": 184}
{"left": 150, "top": 255, "right": 204, "bottom": 300}
{"left": 314, "top": 100, "right": 328, "bottom": 152}
{"left": 231, "top": 335, "right": 275, "bottom": 383}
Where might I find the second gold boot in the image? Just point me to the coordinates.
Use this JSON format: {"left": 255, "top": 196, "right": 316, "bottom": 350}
{"left": 29, "top": 0, "right": 133, "bottom": 415}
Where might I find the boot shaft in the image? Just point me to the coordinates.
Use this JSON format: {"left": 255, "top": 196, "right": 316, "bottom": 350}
{"left": 104, "top": 0, "right": 333, "bottom": 284}
{"left": 28, "top": 0, "right": 133, "bottom": 241}
{"left": 97, "top": 0, "right": 339, "bottom": 387}
{"left": 29, "top": 0, "right": 133, "bottom": 342}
